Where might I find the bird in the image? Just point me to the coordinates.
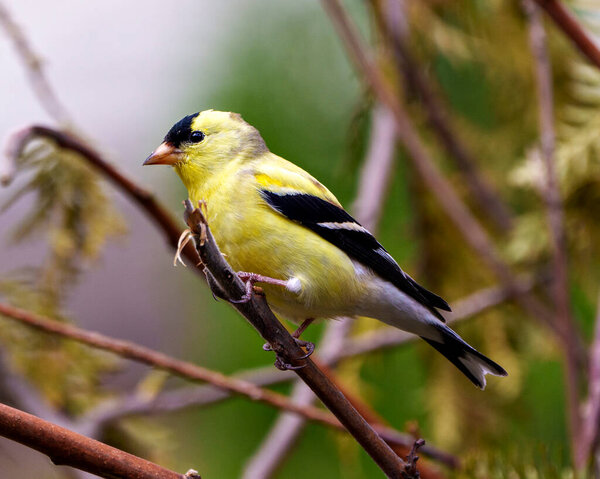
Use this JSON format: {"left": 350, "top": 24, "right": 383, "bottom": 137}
{"left": 144, "top": 110, "right": 507, "bottom": 389}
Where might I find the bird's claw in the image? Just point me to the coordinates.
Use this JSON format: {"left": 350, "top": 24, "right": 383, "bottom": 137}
{"left": 294, "top": 339, "right": 315, "bottom": 359}
{"left": 274, "top": 357, "right": 307, "bottom": 371}
{"left": 263, "top": 337, "right": 315, "bottom": 371}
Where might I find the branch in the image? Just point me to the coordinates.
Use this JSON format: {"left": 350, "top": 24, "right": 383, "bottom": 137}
{"left": 0, "top": 402, "right": 198, "bottom": 479}
{"left": 533, "top": 0, "right": 600, "bottom": 70}
{"left": 4, "top": 125, "right": 202, "bottom": 269}
{"left": 319, "top": 0, "right": 586, "bottom": 365}
{"left": 523, "top": 0, "right": 582, "bottom": 464}
{"left": 183, "top": 202, "right": 412, "bottom": 478}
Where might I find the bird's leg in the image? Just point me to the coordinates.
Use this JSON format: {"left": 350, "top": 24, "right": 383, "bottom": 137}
{"left": 291, "top": 317, "right": 315, "bottom": 358}
{"left": 264, "top": 318, "right": 315, "bottom": 371}
{"left": 230, "top": 272, "right": 288, "bottom": 304}
{"left": 292, "top": 317, "right": 315, "bottom": 339}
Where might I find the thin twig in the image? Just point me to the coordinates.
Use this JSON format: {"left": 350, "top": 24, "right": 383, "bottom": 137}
{"left": 0, "top": 402, "right": 197, "bottom": 479}
{"left": 533, "top": 0, "right": 600, "bottom": 70}
{"left": 375, "top": 0, "right": 513, "bottom": 231}
{"left": 184, "top": 202, "right": 409, "bottom": 477}
{"left": 319, "top": 0, "right": 586, "bottom": 366}
{"left": 523, "top": 0, "right": 582, "bottom": 465}
{"left": 0, "top": 2, "right": 71, "bottom": 125}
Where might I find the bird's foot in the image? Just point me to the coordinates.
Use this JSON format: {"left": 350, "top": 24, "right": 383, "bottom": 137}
{"left": 263, "top": 336, "right": 315, "bottom": 371}
{"left": 231, "top": 272, "right": 288, "bottom": 303}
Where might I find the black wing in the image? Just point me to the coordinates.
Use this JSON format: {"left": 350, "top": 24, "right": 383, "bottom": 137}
{"left": 260, "top": 190, "right": 451, "bottom": 321}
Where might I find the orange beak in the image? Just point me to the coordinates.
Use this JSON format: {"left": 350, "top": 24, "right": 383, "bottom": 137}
{"left": 143, "top": 142, "right": 183, "bottom": 166}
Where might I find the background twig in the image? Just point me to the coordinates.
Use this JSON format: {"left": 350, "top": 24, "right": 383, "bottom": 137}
{"left": 0, "top": 1, "right": 71, "bottom": 125}
{"left": 578, "top": 292, "right": 600, "bottom": 468}
{"left": 533, "top": 0, "right": 600, "bottom": 69}
{"left": 523, "top": 0, "right": 582, "bottom": 463}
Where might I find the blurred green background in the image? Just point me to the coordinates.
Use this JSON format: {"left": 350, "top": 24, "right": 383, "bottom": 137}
{"left": 1, "top": 0, "right": 599, "bottom": 477}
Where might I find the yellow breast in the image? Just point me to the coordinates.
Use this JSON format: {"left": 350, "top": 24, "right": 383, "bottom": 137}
{"left": 181, "top": 158, "right": 363, "bottom": 322}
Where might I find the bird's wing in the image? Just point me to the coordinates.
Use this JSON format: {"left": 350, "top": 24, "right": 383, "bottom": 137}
{"left": 254, "top": 165, "right": 450, "bottom": 320}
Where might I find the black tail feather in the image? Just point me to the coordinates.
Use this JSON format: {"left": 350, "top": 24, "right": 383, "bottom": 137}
{"left": 422, "top": 328, "right": 507, "bottom": 389}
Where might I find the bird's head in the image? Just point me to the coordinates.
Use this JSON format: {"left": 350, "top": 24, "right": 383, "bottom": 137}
{"left": 144, "top": 110, "right": 267, "bottom": 184}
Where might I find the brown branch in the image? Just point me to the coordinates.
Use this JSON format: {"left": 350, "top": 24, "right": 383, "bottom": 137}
{"left": 319, "top": 0, "right": 586, "bottom": 366}
{"left": 0, "top": 2, "right": 71, "bottom": 125}
{"left": 375, "top": 0, "right": 513, "bottom": 231}
{"left": 183, "top": 202, "right": 411, "bottom": 478}
{"left": 533, "top": 0, "right": 600, "bottom": 70}
{"left": 523, "top": 0, "right": 582, "bottom": 464}
{"left": 0, "top": 402, "right": 197, "bottom": 479}
{"left": 4, "top": 125, "right": 202, "bottom": 269}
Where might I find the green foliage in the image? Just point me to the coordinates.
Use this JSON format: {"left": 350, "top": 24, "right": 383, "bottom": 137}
{"left": 456, "top": 447, "right": 583, "bottom": 479}
{"left": 3, "top": 138, "right": 126, "bottom": 299}
{"left": 0, "top": 276, "right": 116, "bottom": 413}
{"left": 0, "top": 137, "right": 125, "bottom": 412}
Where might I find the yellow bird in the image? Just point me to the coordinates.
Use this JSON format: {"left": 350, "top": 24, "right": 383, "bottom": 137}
{"left": 144, "top": 110, "right": 507, "bottom": 389}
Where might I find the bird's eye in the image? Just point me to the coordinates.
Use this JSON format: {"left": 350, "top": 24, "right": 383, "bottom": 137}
{"left": 189, "top": 131, "right": 205, "bottom": 143}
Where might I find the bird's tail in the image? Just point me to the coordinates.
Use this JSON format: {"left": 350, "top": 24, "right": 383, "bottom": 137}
{"left": 421, "top": 326, "right": 507, "bottom": 389}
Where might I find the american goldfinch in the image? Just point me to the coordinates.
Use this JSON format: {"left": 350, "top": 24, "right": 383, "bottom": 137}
{"left": 144, "top": 110, "right": 507, "bottom": 389}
